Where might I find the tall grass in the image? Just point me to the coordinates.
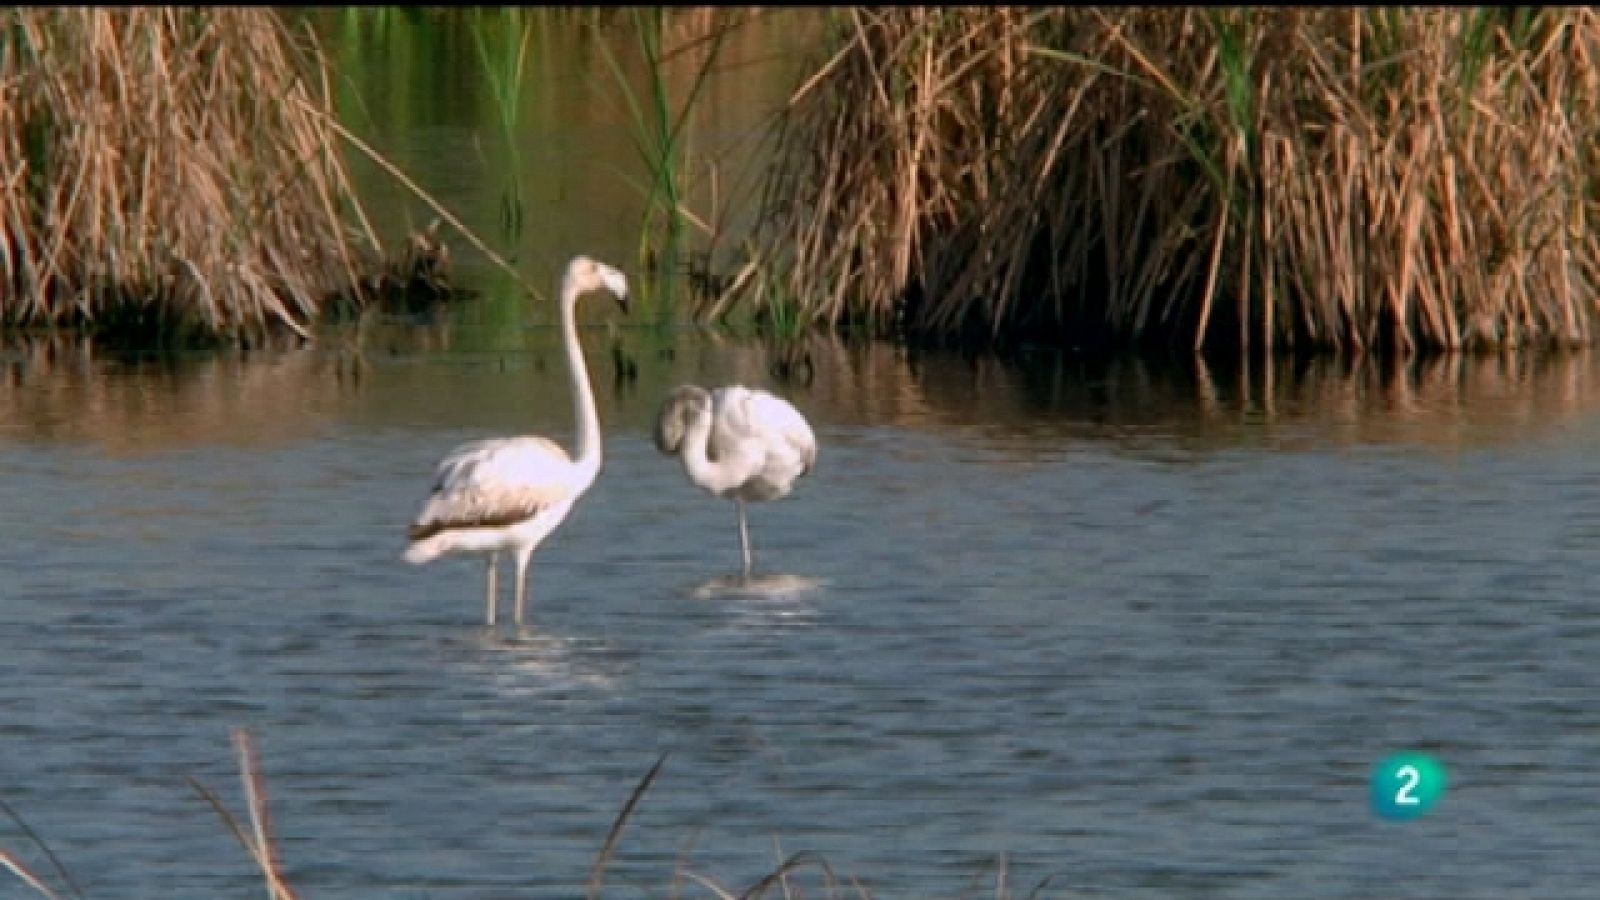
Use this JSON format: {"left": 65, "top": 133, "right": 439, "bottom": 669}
{"left": 593, "top": 8, "right": 745, "bottom": 325}
{"left": 0, "top": 8, "right": 389, "bottom": 345}
{"left": 471, "top": 7, "right": 536, "bottom": 245}
{"left": 735, "top": 8, "right": 1600, "bottom": 356}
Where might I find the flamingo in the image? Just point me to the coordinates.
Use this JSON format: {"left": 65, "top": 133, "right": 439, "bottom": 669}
{"left": 653, "top": 383, "right": 817, "bottom": 577}
{"left": 403, "top": 255, "right": 629, "bottom": 628}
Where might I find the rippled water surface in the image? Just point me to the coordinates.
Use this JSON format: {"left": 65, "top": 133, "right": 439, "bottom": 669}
{"left": 5, "top": 329, "right": 1600, "bottom": 898}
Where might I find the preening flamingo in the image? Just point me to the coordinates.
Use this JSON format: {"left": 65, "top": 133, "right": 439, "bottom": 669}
{"left": 403, "top": 255, "right": 628, "bottom": 628}
{"left": 653, "top": 384, "right": 817, "bottom": 577}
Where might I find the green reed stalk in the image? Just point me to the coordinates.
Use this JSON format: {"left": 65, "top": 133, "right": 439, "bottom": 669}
{"left": 593, "top": 9, "right": 731, "bottom": 327}
{"left": 471, "top": 8, "right": 535, "bottom": 245}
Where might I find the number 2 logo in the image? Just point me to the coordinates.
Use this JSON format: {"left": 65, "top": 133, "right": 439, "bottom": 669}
{"left": 1372, "top": 752, "right": 1446, "bottom": 820}
{"left": 1393, "top": 764, "right": 1421, "bottom": 806}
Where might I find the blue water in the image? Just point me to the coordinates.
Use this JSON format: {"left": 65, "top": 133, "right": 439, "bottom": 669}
{"left": 3, "top": 333, "right": 1600, "bottom": 898}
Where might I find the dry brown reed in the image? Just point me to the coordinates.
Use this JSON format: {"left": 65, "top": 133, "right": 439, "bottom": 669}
{"left": 186, "top": 729, "right": 299, "bottom": 900}
{"left": 0, "top": 8, "right": 388, "bottom": 343}
{"left": 737, "top": 7, "right": 1600, "bottom": 356}
{"left": 5, "top": 731, "right": 1038, "bottom": 898}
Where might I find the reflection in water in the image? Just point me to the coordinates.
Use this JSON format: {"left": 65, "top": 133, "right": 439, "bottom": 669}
{"left": 0, "top": 332, "right": 363, "bottom": 452}
{"left": 9, "top": 327, "right": 1600, "bottom": 460}
{"left": 688, "top": 573, "right": 825, "bottom": 644}
{"left": 454, "top": 628, "right": 634, "bottom": 698}
{"left": 688, "top": 572, "right": 827, "bottom": 601}
{"left": 792, "top": 333, "right": 1600, "bottom": 456}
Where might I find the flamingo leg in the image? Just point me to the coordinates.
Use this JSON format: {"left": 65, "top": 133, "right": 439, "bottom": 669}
{"left": 485, "top": 551, "right": 500, "bottom": 626}
{"left": 513, "top": 545, "right": 535, "bottom": 629}
{"left": 736, "top": 499, "right": 752, "bottom": 578}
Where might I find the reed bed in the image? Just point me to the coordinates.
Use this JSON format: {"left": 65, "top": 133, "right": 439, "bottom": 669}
{"left": 0, "top": 8, "right": 392, "bottom": 344}
{"left": 736, "top": 7, "right": 1600, "bottom": 355}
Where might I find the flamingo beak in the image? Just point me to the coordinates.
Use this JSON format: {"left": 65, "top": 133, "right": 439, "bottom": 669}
{"left": 600, "top": 264, "right": 630, "bottom": 314}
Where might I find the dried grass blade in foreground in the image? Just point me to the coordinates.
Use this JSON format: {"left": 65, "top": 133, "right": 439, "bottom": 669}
{"left": 235, "top": 729, "right": 295, "bottom": 900}
{"left": 734, "top": 850, "right": 852, "bottom": 899}
{"left": 587, "top": 751, "right": 669, "bottom": 899}
{"left": 0, "top": 849, "right": 65, "bottom": 900}
{"left": 186, "top": 728, "right": 298, "bottom": 900}
{"left": 0, "top": 796, "right": 82, "bottom": 900}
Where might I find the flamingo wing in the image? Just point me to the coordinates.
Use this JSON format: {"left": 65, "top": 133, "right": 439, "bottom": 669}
{"left": 743, "top": 388, "right": 817, "bottom": 475}
{"left": 709, "top": 386, "right": 817, "bottom": 498}
{"left": 758, "top": 390, "right": 819, "bottom": 477}
{"left": 408, "top": 436, "right": 580, "bottom": 541}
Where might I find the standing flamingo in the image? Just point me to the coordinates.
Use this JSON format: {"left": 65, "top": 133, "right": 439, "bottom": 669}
{"left": 653, "top": 384, "right": 817, "bottom": 577}
{"left": 403, "top": 255, "right": 628, "bottom": 628}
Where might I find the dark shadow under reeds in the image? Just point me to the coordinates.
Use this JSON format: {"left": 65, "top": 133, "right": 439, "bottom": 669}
{"left": 729, "top": 8, "right": 1600, "bottom": 358}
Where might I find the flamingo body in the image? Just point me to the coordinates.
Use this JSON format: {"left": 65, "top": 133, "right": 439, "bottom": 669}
{"left": 403, "top": 436, "right": 586, "bottom": 563}
{"left": 654, "top": 383, "right": 817, "bottom": 575}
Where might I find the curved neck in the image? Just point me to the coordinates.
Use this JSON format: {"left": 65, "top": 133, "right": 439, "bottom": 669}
{"left": 681, "top": 409, "right": 747, "bottom": 495}
{"left": 560, "top": 290, "right": 601, "bottom": 475}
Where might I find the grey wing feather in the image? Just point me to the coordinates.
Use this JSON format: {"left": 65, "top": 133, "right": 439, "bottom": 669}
{"left": 408, "top": 437, "right": 576, "bottom": 540}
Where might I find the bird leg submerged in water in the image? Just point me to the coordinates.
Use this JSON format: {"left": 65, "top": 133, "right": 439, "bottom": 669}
{"left": 513, "top": 546, "right": 535, "bottom": 628}
{"left": 736, "top": 499, "right": 752, "bottom": 579}
{"left": 485, "top": 551, "right": 499, "bottom": 626}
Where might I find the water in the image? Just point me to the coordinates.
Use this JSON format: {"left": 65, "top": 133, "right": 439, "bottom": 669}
{"left": 5, "top": 330, "right": 1600, "bottom": 898}
{"left": 7, "top": 9, "right": 1600, "bottom": 897}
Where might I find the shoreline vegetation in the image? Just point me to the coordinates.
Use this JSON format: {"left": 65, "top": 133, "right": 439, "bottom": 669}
{"left": 732, "top": 7, "right": 1600, "bottom": 356}
{"left": 0, "top": 8, "right": 450, "bottom": 349}
{"left": 3, "top": 8, "right": 1595, "bottom": 358}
